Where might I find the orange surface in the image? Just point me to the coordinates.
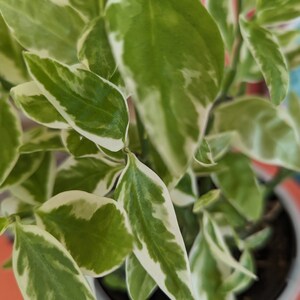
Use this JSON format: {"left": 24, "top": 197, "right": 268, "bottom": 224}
{"left": 0, "top": 236, "right": 22, "bottom": 300}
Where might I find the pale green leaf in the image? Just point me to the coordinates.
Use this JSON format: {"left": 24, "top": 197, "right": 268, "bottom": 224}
{"left": 170, "top": 169, "right": 198, "bottom": 207}
{"left": 206, "top": 132, "right": 234, "bottom": 161}
{"left": 20, "top": 127, "right": 64, "bottom": 153}
{"left": 207, "top": 0, "right": 235, "bottom": 50}
{"left": 221, "top": 250, "right": 255, "bottom": 294}
{"left": 54, "top": 156, "right": 123, "bottom": 196}
{"left": 0, "top": 0, "right": 85, "bottom": 63}
{"left": 61, "top": 129, "right": 99, "bottom": 157}
{"left": 193, "top": 189, "right": 221, "bottom": 213}
{"left": 0, "top": 15, "right": 27, "bottom": 84}
{"left": 107, "top": 0, "right": 224, "bottom": 177}
{"left": 257, "top": 0, "right": 300, "bottom": 24}
{"left": 13, "top": 223, "right": 95, "bottom": 300}
{"left": 36, "top": 191, "right": 133, "bottom": 276}
{"left": 287, "top": 93, "right": 300, "bottom": 143}
{"left": 24, "top": 52, "right": 129, "bottom": 152}
{"left": 0, "top": 197, "right": 32, "bottom": 217}
{"left": 0, "top": 97, "right": 22, "bottom": 185}
{"left": 11, "top": 152, "right": 55, "bottom": 204}
{"left": 202, "top": 213, "right": 256, "bottom": 279}
{"left": 77, "top": 17, "right": 118, "bottom": 80}
{"left": 11, "top": 82, "right": 69, "bottom": 129}
{"left": 68, "top": 0, "right": 102, "bottom": 20}
{"left": 286, "top": 47, "right": 300, "bottom": 69}
{"left": 115, "top": 153, "right": 194, "bottom": 299}
{"left": 126, "top": 254, "right": 156, "bottom": 300}
{"left": 243, "top": 227, "right": 272, "bottom": 250}
{"left": 189, "top": 232, "right": 229, "bottom": 300}
{"left": 0, "top": 217, "right": 9, "bottom": 235}
{"left": 213, "top": 97, "right": 300, "bottom": 171}
{"left": 212, "top": 153, "right": 263, "bottom": 221}
{"left": 240, "top": 18, "right": 288, "bottom": 105}
{"left": 1, "top": 152, "right": 44, "bottom": 190}
{"left": 277, "top": 29, "right": 300, "bottom": 50}
{"left": 195, "top": 139, "right": 216, "bottom": 167}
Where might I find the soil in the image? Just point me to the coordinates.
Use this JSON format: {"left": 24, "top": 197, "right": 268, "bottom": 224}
{"left": 98, "top": 193, "right": 297, "bottom": 300}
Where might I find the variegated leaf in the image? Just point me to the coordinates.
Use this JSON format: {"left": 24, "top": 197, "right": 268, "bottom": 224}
{"left": 36, "top": 191, "right": 133, "bottom": 276}
{"left": 61, "top": 129, "right": 99, "bottom": 157}
{"left": 115, "top": 153, "right": 194, "bottom": 299}
{"left": 126, "top": 254, "right": 156, "bottom": 300}
{"left": 212, "top": 153, "right": 263, "bottom": 221}
{"left": 24, "top": 53, "right": 129, "bottom": 152}
{"left": 206, "top": 132, "right": 234, "bottom": 161}
{"left": 0, "top": 97, "right": 22, "bottom": 185}
{"left": 1, "top": 196, "right": 32, "bottom": 217}
{"left": 195, "top": 139, "right": 216, "bottom": 167}
{"left": 0, "top": 0, "right": 85, "bottom": 63}
{"left": 1, "top": 152, "right": 44, "bottom": 190}
{"left": 11, "top": 82, "right": 69, "bottom": 129}
{"left": 13, "top": 223, "right": 96, "bottom": 300}
{"left": 20, "top": 127, "right": 64, "bottom": 153}
{"left": 243, "top": 227, "right": 272, "bottom": 250}
{"left": 287, "top": 93, "right": 300, "bottom": 143}
{"left": 193, "top": 189, "right": 221, "bottom": 213}
{"left": 0, "top": 217, "right": 9, "bottom": 235}
{"left": 213, "top": 97, "right": 300, "bottom": 171}
{"left": 170, "top": 169, "right": 198, "bottom": 207}
{"left": 11, "top": 152, "right": 55, "bottom": 204}
{"left": 0, "top": 15, "right": 27, "bottom": 85}
{"left": 106, "top": 0, "right": 224, "bottom": 177}
{"left": 68, "top": 0, "right": 102, "bottom": 20}
{"left": 77, "top": 17, "right": 119, "bottom": 81}
{"left": 240, "top": 18, "right": 288, "bottom": 105}
{"left": 54, "top": 156, "right": 123, "bottom": 196}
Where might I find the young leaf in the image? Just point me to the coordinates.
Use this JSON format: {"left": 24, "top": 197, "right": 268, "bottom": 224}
{"left": 240, "top": 18, "right": 288, "bottom": 105}
{"left": 61, "top": 129, "right": 99, "bottom": 157}
{"left": 115, "top": 153, "right": 194, "bottom": 299}
{"left": 20, "top": 127, "right": 64, "bottom": 153}
{"left": 54, "top": 156, "right": 123, "bottom": 196}
{"left": 170, "top": 169, "right": 198, "bottom": 207}
{"left": 206, "top": 132, "right": 234, "bottom": 161}
{"left": 36, "top": 191, "right": 133, "bottom": 276}
{"left": 193, "top": 189, "right": 221, "bottom": 213}
{"left": 189, "top": 232, "right": 229, "bottom": 300}
{"left": 0, "top": 217, "right": 9, "bottom": 235}
{"left": 0, "top": 97, "right": 22, "bottom": 185}
{"left": 106, "top": 0, "right": 224, "bottom": 177}
{"left": 13, "top": 223, "right": 96, "bottom": 300}
{"left": 212, "top": 153, "right": 263, "bottom": 221}
{"left": 10, "top": 152, "right": 55, "bottom": 204}
{"left": 195, "top": 139, "right": 217, "bottom": 167}
{"left": 213, "top": 97, "right": 300, "bottom": 171}
{"left": 1, "top": 153, "right": 44, "bottom": 190}
{"left": 24, "top": 53, "right": 129, "bottom": 152}
{"left": 126, "top": 254, "right": 156, "bottom": 300}
{"left": 11, "top": 82, "right": 69, "bottom": 129}
{"left": 77, "top": 17, "right": 118, "bottom": 80}
{"left": 0, "top": 0, "right": 85, "bottom": 63}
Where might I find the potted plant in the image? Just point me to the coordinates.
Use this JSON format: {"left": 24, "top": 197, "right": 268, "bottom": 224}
{"left": 0, "top": 0, "right": 300, "bottom": 299}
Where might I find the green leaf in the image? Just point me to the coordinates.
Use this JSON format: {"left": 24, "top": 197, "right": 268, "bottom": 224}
{"left": 221, "top": 250, "right": 255, "bottom": 294}
{"left": 11, "top": 82, "right": 69, "bottom": 129}
{"left": 213, "top": 97, "right": 300, "bottom": 171}
{"left": 2, "top": 257, "right": 12, "bottom": 269}
{"left": 0, "top": 0, "right": 85, "bottom": 64}
{"left": 202, "top": 213, "right": 256, "bottom": 279}
{"left": 206, "top": 132, "right": 234, "bottom": 161}
{"left": 11, "top": 152, "right": 55, "bottom": 204}
{"left": 207, "top": 0, "right": 235, "bottom": 50}
{"left": 13, "top": 223, "right": 95, "bottom": 300}
{"left": 257, "top": 0, "right": 300, "bottom": 24}
{"left": 77, "top": 17, "right": 118, "bottom": 80}
{"left": 243, "top": 227, "right": 272, "bottom": 250}
{"left": 195, "top": 139, "right": 216, "bottom": 167}
{"left": 286, "top": 47, "right": 300, "bottom": 70}
{"left": 0, "top": 97, "right": 22, "bottom": 185}
{"left": 240, "top": 18, "right": 288, "bottom": 105}
{"left": 193, "top": 189, "right": 221, "bottom": 213}
{"left": 189, "top": 232, "right": 229, "bottom": 300}
{"left": 126, "top": 254, "right": 156, "bottom": 300}
{"left": 0, "top": 217, "right": 9, "bottom": 235}
{"left": 54, "top": 156, "right": 123, "bottom": 196}
{"left": 68, "top": 0, "right": 101, "bottom": 20}
{"left": 115, "top": 153, "right": 194, "bottom": 299}
{"left": 0, "top": 15, "right": 27, "bottom": 84}
{"left": 1, "top": 152, "right": 44, "bottom": 190}
{"left": 61, "top": 129, "right": 99, "bottom": 157}
{"left": 170, "top": 169, "right": 198, "bottom": 207}
{"left": 24, "top": 52, "right": 129, "bottom": 152}
{"left": 107, "top": 0, "right": 224, "bottom": 177}
{"left": 0, "top": 196, "right": 32, "bottom": 217}
{"left": 212, "top": 153, "right": 263, "bottom": 221}
{"left": 20, "top": 127, "right": 64, "bottom": 153}
{"left": 36, "top": 191, "right": 133, "bottom": 276}
{"left": 287, "top": 93, "right": 300, "bottom": 143}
